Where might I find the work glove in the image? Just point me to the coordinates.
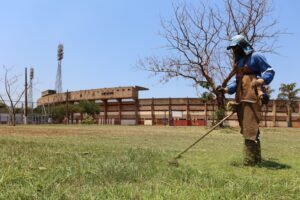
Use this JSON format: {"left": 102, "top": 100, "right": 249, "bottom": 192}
{"left": 216, "top": 85, "right": 228, "bottom": 93}
{"left": 226, "top": 101, "right": 238, "bottom": 112}
{"left": 251, "top": 78, "right": 264, "bottom": 88}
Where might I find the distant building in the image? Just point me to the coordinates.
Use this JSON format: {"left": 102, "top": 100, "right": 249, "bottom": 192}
{"left": 37, "top": 86, "right": 300, "bottom": 127}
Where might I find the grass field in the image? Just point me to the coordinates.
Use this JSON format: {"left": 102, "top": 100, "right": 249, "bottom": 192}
{"left": 0, "top": 125, "right": 299, "bottom": 199}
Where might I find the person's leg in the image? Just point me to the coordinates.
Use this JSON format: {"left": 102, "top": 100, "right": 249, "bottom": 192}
{"left": 236, "top": 103, "right": 243, "bottom": 135}
{"left": 242, "top": 103, "right": 261, "bottom": 165}
{"left": 255, "top": 129, "right": 261, "bottom": 163}
{"left": 244, "top": 139, "right": 256, "bottom": 166}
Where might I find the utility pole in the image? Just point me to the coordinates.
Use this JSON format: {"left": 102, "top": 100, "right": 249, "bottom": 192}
{"left": 66, "top": 90, "right": 69, "bottom": 124}
{"left": 24, "top": 67, "right": 28, "bottom": 125}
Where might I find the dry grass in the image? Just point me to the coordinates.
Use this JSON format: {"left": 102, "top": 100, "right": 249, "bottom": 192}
{"left": 0, "top": 125, "right": 299, "bottom": 199}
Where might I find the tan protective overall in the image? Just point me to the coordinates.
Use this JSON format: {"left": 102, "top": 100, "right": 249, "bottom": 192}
{"left": 235, "top": 67, "right": 261, "bottom": 141}
{"left": 234, "top": 62, "right": 263, "bottom": 165}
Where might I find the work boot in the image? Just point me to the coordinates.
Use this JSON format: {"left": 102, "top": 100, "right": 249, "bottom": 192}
{"left": 255, "top": 130, "right": 262, "bottom": 164}
{"left": 244, "top": 139, "right": 261, "bottom": 166}
{"left": 255, "top": 139, "right": 261, "bottom": 164}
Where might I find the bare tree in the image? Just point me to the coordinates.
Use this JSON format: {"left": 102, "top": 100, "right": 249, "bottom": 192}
{"left": 139, "top": 0, "right": 283, "bottom": 114}
{"left": 0, "top": 67, "right": 25, "bottom": 126}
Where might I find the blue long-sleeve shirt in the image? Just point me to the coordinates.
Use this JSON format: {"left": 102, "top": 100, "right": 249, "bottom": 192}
{"left": 227, "top": 52, "right": 275, "bottom": 94}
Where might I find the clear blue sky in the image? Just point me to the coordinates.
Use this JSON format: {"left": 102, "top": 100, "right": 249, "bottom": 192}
{"left": 0, "top": 0, "right": 299, "bottom": 101}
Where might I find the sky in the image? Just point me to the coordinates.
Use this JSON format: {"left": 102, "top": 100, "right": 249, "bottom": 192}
{"left": 0, "top": 0, "right": 299, "bottom": 102}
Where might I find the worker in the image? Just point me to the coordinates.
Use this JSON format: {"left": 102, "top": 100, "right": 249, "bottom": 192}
{"left": 219, "top": 35, "right": 275, "bottom": 166}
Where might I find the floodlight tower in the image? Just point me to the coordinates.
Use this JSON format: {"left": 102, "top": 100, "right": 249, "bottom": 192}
{"left": 28, "top": 68, "right": 34, "bottom": 109}
{"left": 55, "top": 43, "right": 64, "bottom": 93}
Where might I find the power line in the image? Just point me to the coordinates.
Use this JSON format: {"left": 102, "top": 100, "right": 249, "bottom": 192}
{"left": 0, "top": 99, "right": 38, "bottom": 104}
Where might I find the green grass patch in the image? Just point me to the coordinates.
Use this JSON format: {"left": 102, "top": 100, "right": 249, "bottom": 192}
{"left": 0, "top": 125, "right": 299, "bottom": 199}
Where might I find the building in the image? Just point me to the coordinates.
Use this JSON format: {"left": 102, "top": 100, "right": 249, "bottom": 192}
{"left": 37, "top": 86, "right": 300, "bottom": 127}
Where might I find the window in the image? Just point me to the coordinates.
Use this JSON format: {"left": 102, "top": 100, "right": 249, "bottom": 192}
{"left": 101, "top": 92, "right": 114, "bottom": 95}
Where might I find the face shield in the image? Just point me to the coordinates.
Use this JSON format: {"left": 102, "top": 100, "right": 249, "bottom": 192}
{"left": 227, "top": 35, "right": 254, "bottom": 56}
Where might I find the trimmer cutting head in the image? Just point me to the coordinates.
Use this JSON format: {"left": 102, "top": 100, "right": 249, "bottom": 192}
{"left": 168, "top": 155, "right": 181, "bottom": 167}
{"left": 168, "top": 158, "right": 179, "bottom": 167}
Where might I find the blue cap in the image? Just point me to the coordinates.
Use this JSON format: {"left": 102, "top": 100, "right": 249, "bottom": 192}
{"left": 227, "top": 35, "right": 254, "bottom": 55}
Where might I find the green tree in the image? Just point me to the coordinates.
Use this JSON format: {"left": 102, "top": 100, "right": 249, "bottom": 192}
{"left": 0, "top": 101, "right": 8, "bottom": 113}
{"left": 277, "top": 83, "right": 300, "bottom": 127}
{"left": 200, "top": 92, "right": 215, "bottom": 102}
{"left": 50, "top": 101, "right": 100, "bottom": 124}
{"left": 78, "top": 101, "right": 100, "bottom": 115}
{"left": 52, "top": 105, "right": 66, "bottom": 123}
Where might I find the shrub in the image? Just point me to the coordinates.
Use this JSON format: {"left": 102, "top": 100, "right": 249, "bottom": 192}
{"left": 81, "top": 115, "right": 95, "bottom": 124}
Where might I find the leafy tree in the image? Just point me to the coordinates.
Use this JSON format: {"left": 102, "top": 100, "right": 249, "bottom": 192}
{"left": 277, "top": 83, "right": 300, "bottom": 127}
{"left": 81, "top": 116, "right": 96, "bottom": 125}
{"left": 68, "top": 104, "right": 83, "bottom": 115}
{"left": 0, "top": 101, "right": 8, "bottom": 113}
{"left": 51, "top": 101, "right": 100, "bottom": 123}
{"left": 200, "top": 92, "right": 215, "bottom": 102}
{"left": 52, "top": 105, "right": 66, "bottom": 123}
{"left": 78, "top": 101, "right": 100, "bottom": 115}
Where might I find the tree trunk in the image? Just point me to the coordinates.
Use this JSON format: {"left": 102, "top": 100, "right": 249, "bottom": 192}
{"left": 71, "top": 112, "right": 74, "bottom": 124}
{"left": 12, "top": 111, "right": 16, "bottom": 126}
{"left": 8, "top": 110, "right": 13, "bottom": 126}
{"left": 287, "top": 104, "right": 292, "bottom": 127}
{"left": 9, "top": 113, "right": 13, "bottom": 125}
{"left": 215, "top": 92, "right": 226, "bottom": 127}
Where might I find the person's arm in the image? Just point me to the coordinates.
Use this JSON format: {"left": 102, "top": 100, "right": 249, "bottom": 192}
{"left": 251, "top": 53, "right": 275, "bottom": 87}
{"left": 255, "top": 54, "right": 275, "bottom": 84}
{"left": 227, "top": 80, "right": 237, "bottom": 94}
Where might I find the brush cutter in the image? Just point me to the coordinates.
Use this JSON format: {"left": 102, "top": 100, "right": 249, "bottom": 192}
{"left": 168, "top": 109, "right": 236, "bottom": 167}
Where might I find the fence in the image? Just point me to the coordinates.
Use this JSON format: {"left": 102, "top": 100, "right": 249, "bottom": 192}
{"left": 0, "top": 113, "right": 51, "bottom": 125}
{"left": 2, "top": 98, "right": 299, "bottom": 127}
{"left": 85, "top": 98, "right": 300, "bottom": 127}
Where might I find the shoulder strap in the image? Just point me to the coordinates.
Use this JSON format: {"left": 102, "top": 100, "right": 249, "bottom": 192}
{"left": 222, "top": 63, "right": 238, "bottom": 87}
{"left": 221, "top": 54, "right": 252, "bottom": 87}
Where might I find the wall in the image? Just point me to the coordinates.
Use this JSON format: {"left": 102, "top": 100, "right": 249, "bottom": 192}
{"left": 93, "top": 98, "right": 300, "bottom": 127}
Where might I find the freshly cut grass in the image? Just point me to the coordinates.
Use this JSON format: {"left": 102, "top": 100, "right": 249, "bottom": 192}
{"left": 0, "top": 125, "right": 299, "bottom": 199}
